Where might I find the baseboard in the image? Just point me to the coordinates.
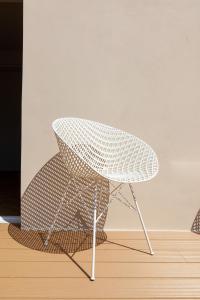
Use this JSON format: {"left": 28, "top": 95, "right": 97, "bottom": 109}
{"left": 104, "top": 228, "right": 192, "bottom": 232}
{"left": 0, "top": 216, "right": 20, "bottom": 223}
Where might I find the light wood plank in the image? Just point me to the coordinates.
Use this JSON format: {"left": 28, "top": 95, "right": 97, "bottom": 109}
{"left": 100, "top": 239, "right": 200, "bottom": 251}
{"left": 0, "top": 261, "right": 200, "bottom": 278}
{"left": 0, "top": 248, "right": 195, "bottom": 262}
{"left": 1, "top": 248, "right": 200, "bottom": 263}
{"left": 1, "top": 237, "right": 200, "bottom": 251}
{"left": 3, "top": 299, "right": 199, "bottom": 300}
{"left": 0, "top": 278, "right": 200, "bottom": 298}
{"left": 2, "top": 299, "right": 199, "bottom": 300}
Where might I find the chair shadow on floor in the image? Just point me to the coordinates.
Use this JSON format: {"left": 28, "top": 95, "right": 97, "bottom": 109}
{"left": 8, "top": 224, "right": 107, "bottom": 279}
{"left": 191, "top": 208, "right": 200, "bottom": 234}
{"left": 8, "top": 151, "right": 151, "bottom": 279}
{"left": 8, "top": 151, "right": 109, "bottom": 278}
{"left": 8, "top": 224, "right": 107, "bottom": 254}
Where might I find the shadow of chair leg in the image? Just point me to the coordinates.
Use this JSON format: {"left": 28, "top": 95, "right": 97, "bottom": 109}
{"left": 60, "top": 245, "right": 91, "bottom": 280}
{"left": 48, "top": 230, "right": 107, "bottom": 280}
{"left": 70, "top": 230, "right": 91, "bottom": 258}
{"left": 50, "top": 239, "right": 91, "bottom": 280}
{"left": 106, "top": 239, "right": 153, "bottom": 255}
{"left": 91, "top": 233, "right": 152, "bottom": 255}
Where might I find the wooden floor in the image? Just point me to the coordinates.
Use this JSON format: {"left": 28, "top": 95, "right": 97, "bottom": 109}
{"left": 0, "top": 224, "right": 200, "bottom": 299}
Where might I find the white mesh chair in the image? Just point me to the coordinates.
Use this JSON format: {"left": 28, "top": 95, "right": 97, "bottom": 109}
{"left": 44, "top": 117, "right": 159, "bottom": 280}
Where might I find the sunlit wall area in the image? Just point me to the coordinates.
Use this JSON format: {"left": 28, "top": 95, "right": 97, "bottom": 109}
{"left": 22, "top": 0, "right": 200, "bottom": 230}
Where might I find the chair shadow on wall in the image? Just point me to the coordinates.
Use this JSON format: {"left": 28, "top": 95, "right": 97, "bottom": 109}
{"left": 8, "top": 152, "right": 109, "bottom": 278}
{"left": 191, "top": 209, "right": 200, "bottom": 234}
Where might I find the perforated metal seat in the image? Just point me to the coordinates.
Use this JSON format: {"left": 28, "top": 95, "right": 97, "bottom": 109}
{"left": 52, "top": 118, "right": 158, "bottom": 182}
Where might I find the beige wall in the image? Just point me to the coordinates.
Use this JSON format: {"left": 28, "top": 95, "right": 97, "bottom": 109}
{"left": 22, "top": 0, "right": 200, "bottom": 230}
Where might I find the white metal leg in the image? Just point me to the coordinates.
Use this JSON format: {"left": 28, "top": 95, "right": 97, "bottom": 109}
{"left": 44, "top": 179, "right": 72, "bottom": 246}
{"left": 91, "top": 184, "right": 98, "bottom": 281}
{"left": 129, "top": 184, "right": 154, "bottom": 255}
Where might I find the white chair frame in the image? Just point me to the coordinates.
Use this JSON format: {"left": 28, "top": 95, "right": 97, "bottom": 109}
{"left": 44, "top": 118, "right": 159, "bottom": 281}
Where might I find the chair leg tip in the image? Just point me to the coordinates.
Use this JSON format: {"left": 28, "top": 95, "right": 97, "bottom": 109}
{"left": 150, "top": 251, "right": 154, "bottom": 255}
{"left": 91, "top": 277, "right": 95, "bottom": 281}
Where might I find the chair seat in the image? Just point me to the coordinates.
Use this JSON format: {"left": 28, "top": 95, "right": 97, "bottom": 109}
{"left": 52, "top": 118, "right": 159, "bottom": 183}
{"left": 101, "top": 169, "right": 153, "bottom": 183}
